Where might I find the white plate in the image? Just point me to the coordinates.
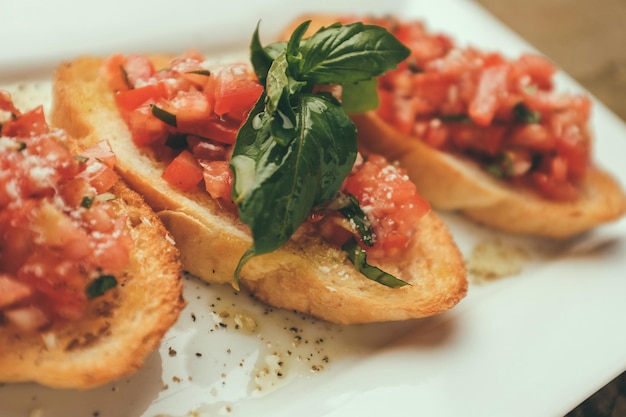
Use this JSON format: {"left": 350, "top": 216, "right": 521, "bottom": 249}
{"left": 2, "top": 1, "right": 625, "bottom": 416}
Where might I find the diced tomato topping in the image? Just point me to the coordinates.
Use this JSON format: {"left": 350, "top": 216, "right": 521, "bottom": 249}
{"left": 0, "top": 91, "right": 132, "bottom": 331}
{"left": 128, "top": 104, "right": 169, "bottom": 147}
{"left": 342, "top": 154, "right": 431, "bottom": 259}
{"left": 1, "top": 105, "right": 49, "bottom": 137}
{"left": 360, "top": 16, "right": 592, "bottom": 201}
{"left": 212, "top": 64, "right": 264, "bottom": 120}
{"left": 162, "top": 150, "right": 204, "bottom": 191}
{"left": 114, "top": 82, "right": 169, "bottom": 122}
{"left": 199, "top": 160, "right": 233, "bottom": 202}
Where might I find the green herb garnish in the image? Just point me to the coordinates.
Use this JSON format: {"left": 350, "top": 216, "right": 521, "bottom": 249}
{"left": 229, "top": 20, "right": 410, "bottom": 287}
{"left": 342, "top": 238, "right": 409, "bottom": 287}
{"left": 150, "top": 104, "right": 177, "bottom": 127}
{"left": 74, "top": 154, "right": 89, "bottom": 164}
{"left": 513, "top": 102, "right": 541, "bottom": 124}
{"left": 86, "top": 274, "right": 118, "bottom": 299}
{"left": 186, "top": 69, "right": 212, "bottom": 76}
{"left": 81, "top": 195, "right": 95, "bottom": 208}
{"left": 486, "top": 152, "right": 515, "bottom": 178}
{"left": 337, "top": 193, "right": 375, "bottom": 247}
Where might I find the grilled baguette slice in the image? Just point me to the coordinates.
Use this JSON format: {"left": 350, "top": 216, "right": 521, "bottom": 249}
{"left": 280, "top": 14, "right": 626, "bottom": 238}
{"left": 352, "top": 112, "right": 626, "bottom": 238}
{"left": 0, "top": 177, "right": 185, "bottom": 389}
{"left": 51, "top": 55, "right": 467, "bottom": 324}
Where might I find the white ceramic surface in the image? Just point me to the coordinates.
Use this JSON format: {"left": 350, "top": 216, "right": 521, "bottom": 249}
{"left": 1, "top": 1, "right": 625, "bottom": 416}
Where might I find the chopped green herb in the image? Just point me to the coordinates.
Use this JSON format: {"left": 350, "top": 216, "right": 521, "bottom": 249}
{"left": 513, "top": 102, "right": 541, "bottom": 124}
{"left": 86, "top": 274, "right": 118, "bottom": 299}
{"left": 186, "top": 69, "right": 211, "bottom": 76}
{"left": 120, "top": 64, "right": 132, "bottom": 90}
{"left": 75, "top": 155, "right": 89, "bottom": 163}
{"left": 150, "top": 104, "right": 177, "bottom": 127}
{"left": 81, "top": 195, "right": 95, "bottom": 208}
{"left": 338, "top": 193, "right": 375, "bottom": 247}
{"left": 342, "top": 238, "right": 409, "bottom": 288}
{"left": 486, "top": 152, "right": 515, "bottom": 178}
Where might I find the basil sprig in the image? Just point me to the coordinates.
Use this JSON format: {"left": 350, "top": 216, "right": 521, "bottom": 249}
{"left": 342, "top": 238, "right": 409, "bottom": 288}
{"left": 230, "top": 20, "right": 410, "bottom": 287}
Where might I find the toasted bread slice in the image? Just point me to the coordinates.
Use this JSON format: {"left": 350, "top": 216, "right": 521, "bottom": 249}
{"left": 51, "top": 55, "right": 467, "bottom": 324}
{"left": 352, "top": 112, "right": 626, "bottom": 238}
{"left": 280, "top": 14, "right": 626, "bottom": 238}
{"left": 0, "top": 178, "right": 185, "bottom": 389}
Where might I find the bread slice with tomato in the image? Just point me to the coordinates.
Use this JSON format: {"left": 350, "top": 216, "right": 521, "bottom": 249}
{"left": 0, "top": 91, "right": 185, "bottom": 389}
{"left": 50, "top": 20, "right": 467, "bottom": 325}
{"left": 279, "top": 14, "right": 626, "bottom": 238}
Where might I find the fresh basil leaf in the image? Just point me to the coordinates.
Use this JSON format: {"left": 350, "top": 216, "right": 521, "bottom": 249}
{"left": 250, "top": 22, "right": 279, "bottom": 85}
{"left": 264, "top": 51, "right": 303, "bottom": 145}
{"left": 342, "top": 238, "right": 409, "bottom": 288}
{"left": 86, "top": 274, "right": 118, "bottom": 299}
{"left": 150, "top": 104, "right": 177, "bottom": 127}
{"left": 338, "top": 193, "right": 374, "bottom": 246}
{"left": 341, "top": 78, "right": 380, "bottom": 114}
{"left": 513, "top": 102, "right": 541, "bottom": 124}
{"left": 186, "top": 69, "right": 211, "bottom": 76}
{"left": 288, "top": 21, "right": 410, "bottom": 84}
{"left": 81, "top": 195, "right": 95, "bottom": 209}
{"left": 231, "top": 94, "right": 357, "bottom": 282}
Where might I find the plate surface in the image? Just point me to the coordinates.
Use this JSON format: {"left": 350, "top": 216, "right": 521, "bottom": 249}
{"left": 1, "top": 1, "right": 626, "bottom": 416}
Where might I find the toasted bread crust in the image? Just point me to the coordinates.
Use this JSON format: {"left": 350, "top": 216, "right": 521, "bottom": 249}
{"left": 51, "top": 55, "right": 467, "bottom": 324}
{"left": 0, "top": 180, "right": 185, "bottom": 389}
{"left": 280, "top": 14, "right": 626, "bottom": 238}
{"left": 244, "top": 211, "right": 467, "bottom": 324}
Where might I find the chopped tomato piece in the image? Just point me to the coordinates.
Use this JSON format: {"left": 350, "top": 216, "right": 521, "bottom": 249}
{"left": 114, "top": 82, "right": 169, "bottom": 121}
{"left": 1, "top": 106, "right": 49, "bottom": 137}
{"left": 162, "top": 150, "right": 204, "bottom": 191}
{"left": 78, "top": 140, "right": 117, "bottom": 168}
{"left": 469, "top": 65, "right": 509, "bottom": 126}
{"left": 199, "top": 160, "right": 233, "bottom": 201}
{"left": 102, "top": 53, "right": 131, "bottom": 91}
{"left": 178, "top": 116, "right": 240, "bottom": 144}
{"left": 158, "top": 90, "right": 213, "bottom": 125}
{"left": 212, "top": 64, "right": 263, "bottom": 120}
{"left": 128, "top": 105, "right": 168, "bottom": 146}
{"left": 342, "top": 154, "right": 431, "bottom": 259}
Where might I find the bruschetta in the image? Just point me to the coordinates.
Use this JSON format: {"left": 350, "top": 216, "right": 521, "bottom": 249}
{"left": 279, "top": 15, "right": 626, "bottom": 238}
{"left": 51, "top": 21, "right": 467, "bottom": 324}
{"left": 0, "top": 91, "right": 184, "bottom": 389}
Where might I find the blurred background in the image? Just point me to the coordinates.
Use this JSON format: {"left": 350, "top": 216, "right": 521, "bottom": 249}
{"left": 474, "top": 1, "right": 626, "bottom": 415}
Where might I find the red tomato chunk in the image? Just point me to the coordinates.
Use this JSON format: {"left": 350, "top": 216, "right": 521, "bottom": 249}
{"left": 0, "top": 94, "right": 132, "bottom": 331}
